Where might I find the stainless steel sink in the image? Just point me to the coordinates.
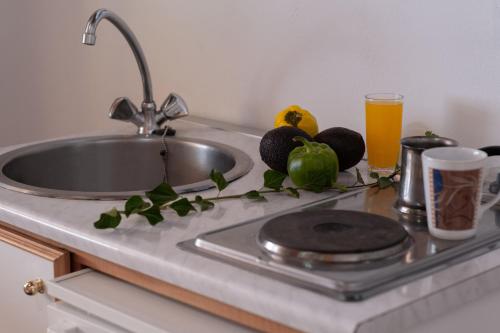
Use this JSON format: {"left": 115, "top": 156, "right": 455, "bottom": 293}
{"left": 0, "top": 136, "right": 253, "bottom": 200}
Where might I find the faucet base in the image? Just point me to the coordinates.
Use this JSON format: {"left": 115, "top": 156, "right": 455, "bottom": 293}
{"left": 151, "top": 126, "right": 176, "bottom": 137}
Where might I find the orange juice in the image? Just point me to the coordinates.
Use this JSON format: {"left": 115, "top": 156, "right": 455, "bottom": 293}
{"left": 365, "top": 95, "right": 403, "bottom": 171}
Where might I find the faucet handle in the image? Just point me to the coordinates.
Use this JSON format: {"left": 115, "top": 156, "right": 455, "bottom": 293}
{"left": 109, "top": 97, "right": 144, "bottom": 126}
{"left": 156, "top": 93, "right": 189, "bottom": 126}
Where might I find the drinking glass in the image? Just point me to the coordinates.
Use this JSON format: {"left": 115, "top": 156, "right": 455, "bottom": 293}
{"left": 365, "top": 93, "right": 403, "bottom": 174}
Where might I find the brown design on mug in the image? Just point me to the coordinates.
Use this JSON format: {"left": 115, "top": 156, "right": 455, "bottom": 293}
{"left": 430, "top": 168, "right": 481, "bottom": 230}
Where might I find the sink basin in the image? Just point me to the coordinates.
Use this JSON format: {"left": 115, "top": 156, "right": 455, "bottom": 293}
{"left": 0, "top": 135, "right": 253, "bottom": 200}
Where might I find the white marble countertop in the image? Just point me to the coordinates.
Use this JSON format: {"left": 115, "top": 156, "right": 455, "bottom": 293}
{"left": 1, "top": 119, "right": 500, "bottom": 333}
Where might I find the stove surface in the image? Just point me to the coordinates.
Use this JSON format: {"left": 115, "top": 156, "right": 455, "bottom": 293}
{"left": 258, "top": 210, "right": 410, "bottom": 265}
{"left": 178, "top": 187, "right": 500, "bottom": 301}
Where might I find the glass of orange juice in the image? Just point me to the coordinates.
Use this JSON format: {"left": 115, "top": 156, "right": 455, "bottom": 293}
{"left": 365, "top": 93, "right": 403, "bottom": 174}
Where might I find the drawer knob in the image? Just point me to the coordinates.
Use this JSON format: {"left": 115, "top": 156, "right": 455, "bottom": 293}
{"left": 23, "top": 278, "right": 45, "bottom": 296}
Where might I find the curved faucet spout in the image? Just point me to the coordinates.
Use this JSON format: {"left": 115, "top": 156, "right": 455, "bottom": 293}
{"left": 81, "top": 8, "right": 188, "bottom": 136}
{"left": 82, "top": 9, "right": 153, "bottom": 104}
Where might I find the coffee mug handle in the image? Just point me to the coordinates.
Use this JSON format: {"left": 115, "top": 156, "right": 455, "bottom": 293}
{"left": 479, "top": 156, "right": 500, "bottom": 217}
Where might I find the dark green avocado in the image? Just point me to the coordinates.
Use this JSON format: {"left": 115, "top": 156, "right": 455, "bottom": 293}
{"left": 259, "top": 127, "right": 312, "bottom": 173}
{"left": 314, "top": 127, "right": 365, "bottom": 171}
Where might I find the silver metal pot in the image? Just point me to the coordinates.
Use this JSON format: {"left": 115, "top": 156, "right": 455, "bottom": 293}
{"left": 395, "top": 136, "right": 458, "bottom": 220}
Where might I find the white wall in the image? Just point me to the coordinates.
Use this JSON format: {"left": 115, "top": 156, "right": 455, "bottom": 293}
{"left": 1, "top": 0, "right": 499, "bottom": 147}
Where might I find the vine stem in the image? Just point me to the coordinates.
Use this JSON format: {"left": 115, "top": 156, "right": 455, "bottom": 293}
{"left": 167, "top": 173, "right": 399, "bottom": 209}
{"left": 99, "top": 168, "right": 402, "bottom": 229}
{"left": 350, "top": 183, "right": 376, "bottom": 189}
{"left": 195, "top": 189, "right": 283, "bottom": 202}
{"left": 167, "top": 178, "right": 390, "bottom": 209}
{"left": 161, "top": 168, "right": 401, "bottom": 210}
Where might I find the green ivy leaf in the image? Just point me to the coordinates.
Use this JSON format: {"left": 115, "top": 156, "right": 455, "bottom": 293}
{"left": 138, "top": 205, "right": 164, "bottom": 225}
{"left": 94, "top": 208, "right": 122, "bottom": 229}
{"left": 263, "top": 170, "right": 287, "bottom": 190}
{"left": 124, "top": 196, "right": 151, "bottom": 217}
{"left": 146, "top": 183, "right": 178, "bottom": 206}
{"left": 244, "top": 190, "right": 267, "bottom": 201}
{"left": 425, "top": 130, "right": 439, "bottom": 138}
{"left": 285, "top": 187, "right": 300, "bottom": 198}
{"left": 377, "top": 177, "right": 393, "bottom": 189}
{"left": 170, "top": 198, "right": 197, "bottom": 216}
{"left": 369, "top": 172, "right": 380, "bottom": 179}
{"left": 355, "top": 168, "right": 365, "bottom": 185}
{"left": 210, "top": 169, "right": 228, "bottom": 192}
{"left": 195, "top": 195, "right": 215, "bottom": 211}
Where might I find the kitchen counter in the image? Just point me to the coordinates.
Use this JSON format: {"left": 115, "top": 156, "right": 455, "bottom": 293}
{"left": 1, "top": 119, "right": 500, "bottom": 333}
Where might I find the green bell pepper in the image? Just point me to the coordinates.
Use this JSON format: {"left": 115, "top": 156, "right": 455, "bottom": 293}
{"left": 287, "top": 136, "right": 339, "bottom": 192}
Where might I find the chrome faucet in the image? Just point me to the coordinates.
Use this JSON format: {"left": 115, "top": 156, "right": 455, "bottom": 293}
{"left": 82, "top": 9, "right": 188, "bottom": 136}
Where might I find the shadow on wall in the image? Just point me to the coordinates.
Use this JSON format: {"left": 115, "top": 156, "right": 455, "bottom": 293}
{"left": 403, "top": 122, "right": 434, "bottom": 138}
{"left": 442, "top": 98, "right": 493, "bottom": 147}
{"left": 403, "top": 97, "right": 495, "bottom": 147}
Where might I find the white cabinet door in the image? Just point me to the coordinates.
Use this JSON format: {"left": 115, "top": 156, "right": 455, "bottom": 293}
{"left": 0, "top": 225, "right": 69, "bottom": 333}
{"left": 46, "top": 269, "right": 256, "bottom": 333}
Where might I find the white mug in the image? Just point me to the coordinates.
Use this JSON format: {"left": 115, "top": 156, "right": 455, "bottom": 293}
{"left": 421, "top": 147, "right": 500, "bottom": 240}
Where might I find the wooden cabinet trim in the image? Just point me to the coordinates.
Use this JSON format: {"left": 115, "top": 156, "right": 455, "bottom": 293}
{"left": 0, "top": 224, "right": 70, "bottom": 277}
{"left": 72, "top": 251, "right": 302, "bottom": 333}
{"left": 0, "top": 221, "right": 300, "bottom": 333}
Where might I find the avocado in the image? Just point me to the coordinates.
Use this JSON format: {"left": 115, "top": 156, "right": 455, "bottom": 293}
{"left": 314, "top": 127, "right": 365, "bottom": 171}
{"left": 260, "top": 127, "right": 312, "bottom": 173}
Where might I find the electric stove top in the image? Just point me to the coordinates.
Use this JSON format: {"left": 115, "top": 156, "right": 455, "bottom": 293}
{"left": 258, "top": 210, "right": 411, "bottom": 265}
{"left": 178, "top": 187, "right": 500, "bottom": 301}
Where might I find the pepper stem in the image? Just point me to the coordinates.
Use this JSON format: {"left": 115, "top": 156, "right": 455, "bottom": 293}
{"left": 293, "top": 136, "right": 314, "bottom": 152}
{"left": 284, "top": 111, "right": 302, "bottom": 127}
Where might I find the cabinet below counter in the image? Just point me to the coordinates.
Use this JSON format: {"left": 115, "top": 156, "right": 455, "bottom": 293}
{"left": 0, "top": 224, "right": 69, "bottom": 332}
{"left": 0, "top": 222, "right": 264, "bottom": 333}
{"left": 47, "top": 269, "right": 256, "bottom": 333}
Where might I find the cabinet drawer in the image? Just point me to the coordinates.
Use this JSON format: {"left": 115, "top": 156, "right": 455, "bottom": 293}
{"left": 0, "top": 225, "right": 69, "bottom": 333}
{"left": 47, "top": 302, "right": 126, "bottom": 333}
{"left": 46, "top": 269, "right": 255, "bottom": 333}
